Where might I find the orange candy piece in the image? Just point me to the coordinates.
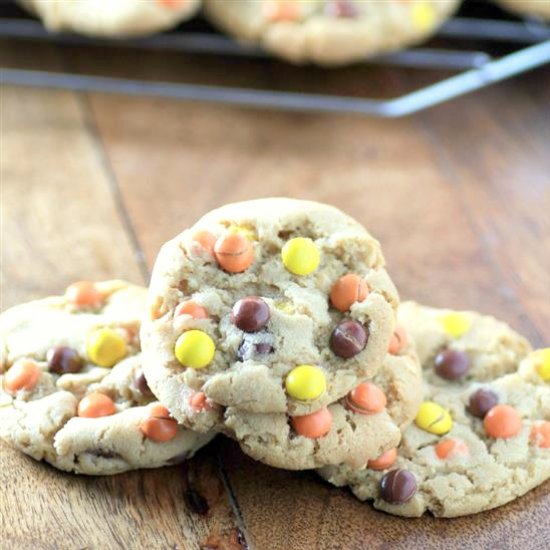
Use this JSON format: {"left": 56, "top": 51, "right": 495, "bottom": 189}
{"left": 175, "top": 300, "right": 208, "bottom": 319}
{"left": 65, "top": 281, "right": 104, "bottom": 308}
{"left": 192, "top": 230, "right": 217, "bottom": 254}
{"left": 3, "top": 360, "right": 41, "bottom": 394}
{"left": 214, "top": 232, "right": 254, "bottom": 273}
{"left": 368, "top": 447, "right": 398, "bottom": 470}
{"left": 263, "top": 1, "right": 301, "bottom": 21}
{"left": 530, "top": 421, "right": 550, "bottom": 448}
{"left": 388, "top": 325, "right": 408, "bottom": 355}
{"left": 291, "top": 407, "right": 332, "bottom": 439}
{"left": 140, "top": 405, "right": 178, "bottom": 442}
{"left": 330, "top": 274, "right": 369, "bottom": 312}
{"left": 189, "top": 391, "right": 211, "bottom": 412}
{"left": 158, "top": 0, "right": 186, "bottom": 8}
{"left": 347, "top": 382, "right": 387, "bottom": 415}
{"left": 435, "top": 438, "right": 469, "bottom": 460}
{"left": 78, "top": 392, "right": 116, "bottom": 418}
{"left": 483, "top": 404, "right": 522, "bottom": 439}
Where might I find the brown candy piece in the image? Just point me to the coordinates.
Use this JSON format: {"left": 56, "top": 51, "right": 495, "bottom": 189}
{"left": 380, "top": 469, "right": 417, "bottom": 504}
{"left": 325, "top": 0, "right": 359, "bottom": 18}
{"left": 434, "top": 349, "right": 470, "bottom": 380}
{"left": 330, "top": 320, "right": 368, "bottom": 359}
{"left": 231, "top": 296, "right": 270, "bottom": 333}
{"left": 134, "top": 371, "right": 154, "bottom": 398}
{"left": 47, "top": 346, "right": 82, "bottom": 375}
{"left": 468, "top": 388, "right": 499, "bottom": 418}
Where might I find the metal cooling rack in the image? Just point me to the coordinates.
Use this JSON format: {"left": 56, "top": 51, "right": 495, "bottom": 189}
{"left": 1, "top": 8, "right": 550, "bottom": 117}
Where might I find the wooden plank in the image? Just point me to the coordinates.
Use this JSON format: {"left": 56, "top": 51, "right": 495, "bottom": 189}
{"left": 1, "top": 43, "right": 244, "bottom": 550}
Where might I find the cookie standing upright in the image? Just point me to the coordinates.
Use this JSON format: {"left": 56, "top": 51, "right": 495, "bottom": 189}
{"left": 0, "top": 281, "right": 213, "bottom": 475}
{"left": 319, "top": 303, "right": 550, "bottom": 517}
{"left": 204, "top": 0, "right": 460, "bottom": 66}
{"left": 141, "top": 198, "right": 399, "bottom": 433}
{"left": 18, "top": 0, "right": 200, "bottom": 38}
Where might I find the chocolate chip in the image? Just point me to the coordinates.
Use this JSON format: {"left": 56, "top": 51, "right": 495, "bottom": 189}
{"left": 330, "top": 320, "right": 368, "bottom": 359}
{"left": 231, "top": 297, "right": 270, "bottom": 333}
{"left": 434, "top": 349, "right": 470, "bottom": 380}
{"left": 134, "top": 371, "right": 154, "bottom": 398}
{"left": 46, "top": 346, "right": 82, "bottom": 374}
{"left": 468, "top": 388, "right": 499, "bottom": 418}
{"left": 380, "top": 469, "right": 417, "bottom": 504}
{"left": 237, "top": 333, "right": 274, "bottom": 362}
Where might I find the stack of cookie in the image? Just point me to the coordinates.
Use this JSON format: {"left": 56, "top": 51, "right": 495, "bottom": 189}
{"left": 141, "top": 199, "right": 422, "bottom": 471}
{"left": 1, "top": 198, "right": 548, "bottom": 518}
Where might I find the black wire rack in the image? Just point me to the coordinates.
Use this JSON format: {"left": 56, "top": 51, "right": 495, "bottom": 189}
{"left": 1, "top": 3, "right": 549, "bottom": 117}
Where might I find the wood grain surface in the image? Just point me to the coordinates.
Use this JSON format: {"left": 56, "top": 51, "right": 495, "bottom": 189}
{"left": 1, "top": 20, "right": 549, "bottom": 550}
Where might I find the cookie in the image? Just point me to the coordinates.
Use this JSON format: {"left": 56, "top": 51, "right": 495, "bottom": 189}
{"left": 204, "top": 0, "right": 460, "bottom": 66}
{"left": 318, "top": 304, "right": 549, "bottom": 518}
{"left": 18, "top": 0, "right": 200, "bottom": 38}
{"left": 494, "top": 0, "right": 550, "bottom": 21}
{"left": 0, "top": 281, "right": 212, "bottom": 475}
{"left": 141, "top": 198, "right": 398, "bottom": 430}
{"left": 221, "top": 332, "right": 423, "bottom": 470}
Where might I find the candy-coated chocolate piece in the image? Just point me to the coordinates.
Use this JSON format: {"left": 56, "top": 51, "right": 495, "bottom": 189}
{"left": 214, "top": 232, "right": 254, "bottom": 273}
{"left": 291, "top": 407, "right": 332, "bottom": 439}
{"left": 192, "top": 230, "right": 217, "bottom": 254}
{"left": 175, "top": 300, "right": 208, "bottom": 319}
{"left": 325, "top": 0, "right": 359, "bottom": 18}
{"left": 263, "top": 0, "right": 301, "bottom": 21}
{"left": 435, "top": 438, "right": 469, "bottom": 460}
{"left": 380, "top": 469, "right": 417, "bottom": 504}
{"left": 86, "top": 328, "right": 127, "bottom": 368}
{"left": 330, "top": 320, "right": 368, "bottom": 359}
{"left": 65, "top": 281, "right": 104, "bottom": 308}
{"left": 484, "top": 404, "right": 522, "bottom": 439}
{"left": 388, "top": 325, "right": 408, "bottom": 355}
{"left": 412, "top": 2, "right": 436, "bottom": 32}
{"left": 368, "top": 447, "right": 398, "bottom": 470}
{"left": 330, "top": 273, "right": 368, "bottom": 312}
{"left": 530, "top": 421, "right": 550, "bottom": 448}
{"left": 174, "top": 329, "right": 215, "bottom": 369}
{"left": 434, "top": 349, "right": 470, "bottom": 380}
{"left": 415, "top": 401, "right": 453, "bottom": 435}
{"left": 140, "top": 405, "right": 178, "bottom": 442}
{"left": 3, "top": 360, "right": 41, "bottom": 394}
{"left": 532, "top": 348, "right": 550, "bottom": 381}
{"left": 285, "top": 365, "right": 326, "bottom": 401}
{"left": 78, "top": 392, "right": 116, "bottom": 418}
{"left": 468, "top": 388, "right": 499, "bottom": 419}
{"left": 281, "top": 237, "right": 320, "bottom": 276}
{"left": 158, "top": 0, "right": 187, "bottom": 9}
{"left": 189, "top": 391, "right": 211, "bottom": 412}
{"left": 134, "top": 371, "right": 154, "bottom": 398}
{"left": 231, "top": 296, "right": 270, "bottom": 332}
{"left": 46, "top": 346, "right": 82, "bottom": 375}
{"left": 346, "top": 382, "right": 387, "bottom": 415}
{"left": 438, "top": 312, "right": 472, "bottom": 338}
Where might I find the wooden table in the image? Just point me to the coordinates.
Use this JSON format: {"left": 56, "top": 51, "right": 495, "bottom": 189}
{"left": 1, "top": 31, "right": 549, "bottom": 550}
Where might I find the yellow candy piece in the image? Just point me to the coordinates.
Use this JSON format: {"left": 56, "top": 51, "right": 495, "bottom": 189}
{"left": 175, "top": 329, "right": 215, "bottom": 369}
{"left": 415, "top": 401, "right": 453, "bottom": 435}
{"left": 438, "top": 312, "right": 472, "bottom": 339}
{"left": 281, "top": 238, "right": 320, "bottom": 276}
{"left": 285, "top": 365, "right": 326, "bottom": 401}
{"left": 275, "top": 300, "right": 295, "bottom": 314}
{"left": 532, "top": 348, "right": 550, "bottom": 381}
{"left": 86, "top": 328, "right": 127, "bottom": 368}
{"left": 412, "top": 2, "right": 436, "bottom": 33}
